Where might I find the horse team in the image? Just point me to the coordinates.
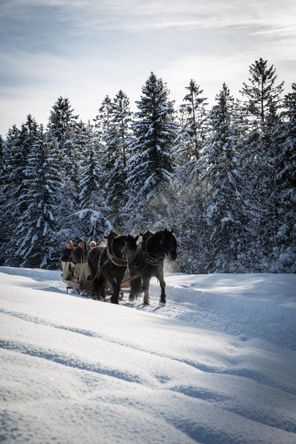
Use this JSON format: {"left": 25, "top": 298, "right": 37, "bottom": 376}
{"left": 88, "top": 229, "right": 177, "bottom": 305}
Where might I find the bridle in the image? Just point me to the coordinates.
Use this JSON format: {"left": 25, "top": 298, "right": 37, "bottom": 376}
{"left": 106, "top": 237, "right": 127, "bottom": 268}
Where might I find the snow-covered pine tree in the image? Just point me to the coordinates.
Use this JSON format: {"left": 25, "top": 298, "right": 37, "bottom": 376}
{"left": 169, "top": 80, "right": 208, "bottom": 264}
{"left": 0, "top": 135, "right": 3, "bottom": 166}
{"left": 123, "top": 72, "right": 177, "bottom": 232}
{"left": 92, "top": 95, "right": 114, "bottom": 193}
{"left": 256, "top": 103, "right": 284, "bottom": 268}
{"left": 273, "top": 83, "right": 296, "bottom": 271}
{"left": 70, "top": 125, "right": 110, "bottom": 242}
{"left": 200, "top": 83, "right": 246, "bottom": 272}
{"left": 240, "top": 58, "right": 284, "bottom": 127}
{"left": 15, "top": 126, "right": 62, "bottom": 268}
{"left": 3, "top": 116, "right": 39, "bottom": 265}
{"left": 177, "top": 79, "right": 208, "bottom": 163}
{"left": 0, "top": 134, "right": 6, "bottom": 265}
{"left": 1, "top": 125, "right": 22, "bottom": 265}
{"left": 238, "top": 60, "right": 285, "bottom": 270}
{"left": 48, "top": 97, "right": 81, "bottom": 238}
{"left": 105, "top": 90, "right": 132, "bottom": 227}
{"left": 93, "top": 95, "right": 113, "bottom": 144}
{"left": 48, "top": 97, "right": 79, "bottom": 175}
{"left": 72, "top": 120, "right": 94, "bottom": 200}
{"left": 111, "top": 90, "right": 132, "bottom": 169}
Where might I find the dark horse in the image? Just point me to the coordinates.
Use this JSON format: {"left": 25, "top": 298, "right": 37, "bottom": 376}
{"left": 125, "top": 229, "right": 177, "bottom": 306}
{"left": 88, "top": 231, "right": 128, "bottom": 304}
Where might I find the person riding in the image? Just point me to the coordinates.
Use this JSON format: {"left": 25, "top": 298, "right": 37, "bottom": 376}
{"left": 61, "top": 240, "right": 74, "bottom": 282}
{"left": 88, "top": 240, "right": 97, "bottom": 251}
{"left": 72, "top": 239, "right": 92, "bottom": 285}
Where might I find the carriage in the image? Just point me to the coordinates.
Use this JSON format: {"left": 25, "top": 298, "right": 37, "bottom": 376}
{"left": 64, "top": 270, "right": 131, "bottom": 299}
{"left": 62, "top": 229, "right": 177, "bottom": 305}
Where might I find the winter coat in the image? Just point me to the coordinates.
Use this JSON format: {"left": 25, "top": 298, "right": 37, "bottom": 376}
{"left": 72, "top": 246, "right": 88, "bottom": 264}
{"left": 61, "top": 248, "right": 73, "bottom": 262}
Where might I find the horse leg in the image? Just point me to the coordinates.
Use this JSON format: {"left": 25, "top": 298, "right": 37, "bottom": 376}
{"left": 157, "top": 268, "right": 167, "bottom": 304}
{"left": 92, "top": 276, "right": 105, "bottom": 301}
{"left": 110, "top": 279, "right": 120, "bottom": 304}
{"left": 91, "top": 278, "right": 100, "bottom": 300}
{"left": 100, "top": 281, "right": 106, "bottom": 301}
{"left": 143, "top": 277, "right": 150, "bottom": 306}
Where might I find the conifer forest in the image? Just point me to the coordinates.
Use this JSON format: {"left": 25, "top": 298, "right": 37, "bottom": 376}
{"left": 1, "top": 59, "right": 295, "bottom": 273}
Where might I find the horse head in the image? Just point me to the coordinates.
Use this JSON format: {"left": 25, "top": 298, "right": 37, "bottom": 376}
{"left": 144, "top": 229, "right": 177, "bottom": 261}
{"left": 107, "top": 232, "right": 128, "bottom": 260}
{"left": 125, "top": 234, "right": 139, "bottom": 251}
{"left": 164, "top": 228, "right": 177, "bottom": 261}
{"left": 124, "top": 234, "right": 139, "bottom": 261}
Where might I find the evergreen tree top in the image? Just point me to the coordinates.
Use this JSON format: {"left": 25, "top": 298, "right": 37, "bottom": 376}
{"left": 283, "top": 83, "right": 296, "bottom": 123}
{"left": 48, "top": 96, "right": 79, "bottom": 141}
{"left": 240, "top": 58, "right": 284, "bottom": 124}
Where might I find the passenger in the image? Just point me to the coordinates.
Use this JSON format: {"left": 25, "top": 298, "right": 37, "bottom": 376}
{"left": 89, "top": 240, "right": 97, "bottom": 251}
{"left": 61, "top": 240, "right": 74, "bottom": 281}
{"left": 98, "top": 238, "right": 107, "bottom": 247}
{"left": 73, "top": 240, "right": 92, "bottom": 284}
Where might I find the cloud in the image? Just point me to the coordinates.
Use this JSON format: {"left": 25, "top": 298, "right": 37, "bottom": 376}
{"left": 2, "top": 0, "right": 296, "bottom": 32}
{"left": 0, "top": 0, "right": 295, "bottom": 134}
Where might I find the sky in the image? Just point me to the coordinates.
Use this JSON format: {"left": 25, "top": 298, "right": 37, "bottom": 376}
{"left": 0, "top": 0, "right": 295, "bottom": 135}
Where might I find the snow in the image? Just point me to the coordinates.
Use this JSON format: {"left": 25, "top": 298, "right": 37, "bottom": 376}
{"left": 1, "top": 267, "right": 296, "bottom": 444}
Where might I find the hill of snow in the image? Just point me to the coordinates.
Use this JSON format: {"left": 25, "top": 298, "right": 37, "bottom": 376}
{"left": 1, "top": 267, "right": 296, "bottom": 443}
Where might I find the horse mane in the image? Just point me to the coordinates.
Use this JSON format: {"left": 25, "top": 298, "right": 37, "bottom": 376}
{"left": 141, "top": 229, "right": 176, "bottom": 255}
{"left": 107, "top": 230, "right": 119, "bottom": 244}
{"left": 140, "top": 230, "right": 164, "bottom": 255}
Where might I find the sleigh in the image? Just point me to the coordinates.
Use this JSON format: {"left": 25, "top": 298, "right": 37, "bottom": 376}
{"left": 63, "top": 271, "right": 131, "bottom": 299}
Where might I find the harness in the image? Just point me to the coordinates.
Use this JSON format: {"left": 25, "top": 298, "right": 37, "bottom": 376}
{"left": 93, "top": 238, "right": 127, "bottom": 282}
{"left": 106, "top": 239, "right": 127, "bottom": 268}
{"left": 140, "top": 233, "right": 165, "bottom": 266}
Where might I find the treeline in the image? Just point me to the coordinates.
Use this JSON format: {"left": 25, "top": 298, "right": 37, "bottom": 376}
{"left": 0, "top": 59, "right": 295, "bottom": 272}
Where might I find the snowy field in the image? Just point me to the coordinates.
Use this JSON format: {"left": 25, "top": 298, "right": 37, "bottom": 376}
{"left": 0, "top": 267, "right": 296, "bottom": 444}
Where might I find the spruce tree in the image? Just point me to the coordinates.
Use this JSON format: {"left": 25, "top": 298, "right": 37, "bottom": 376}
{"left": 274, "top": 83, "right": 296, "bottom": 271}
{"left": 200, "top": 83, "right": 246, "bottom": 271}
{"left": 239, "top": 61, "right": 284, "bottom": 270}
{"left": 92, "top": 95, "right": 114, "bottom": 194}
{"left": 240, "top": 58, "right": 284, "bottom": 126}
{"left": 93, "top": 95, "right": 113, "bottom": 143}
{"left": 3, "top": 117, "right": 39, "bottom": 265}
{"left": 0, "top": 135, "right": 3, "bottom": 166}
{"left": 104, "top": 90, "right": 132, "bottom": 226}
{"left": 123, "top": 72, "right": 177, "bottom": 231}
{"left": 48, "top": 97, "right": 80, "bottom": 239}
{"left": 0, "top": 135, "right": 6, "bottom": 265}
{"left": 48, "top": 96, "right": 79, "bottom": 177}
{"left": 15, "top": 126, "right": 62, "bottom": 268}
{"left": 74, "top": 135, "right": 110, "bottom": 241}
{"left": 177, "top": 79, "right": 208, "bottom": 162}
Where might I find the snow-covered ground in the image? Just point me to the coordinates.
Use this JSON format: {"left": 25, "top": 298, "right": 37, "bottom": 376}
{"left": 1, "top": 267, "right": 296, "bottom": 444}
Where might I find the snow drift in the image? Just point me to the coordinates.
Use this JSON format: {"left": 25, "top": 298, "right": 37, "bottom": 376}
{"left": 0, "top": 267, "right": 296, "bottom": 443}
